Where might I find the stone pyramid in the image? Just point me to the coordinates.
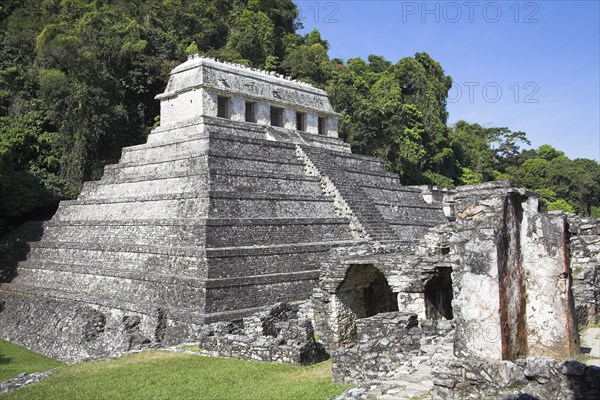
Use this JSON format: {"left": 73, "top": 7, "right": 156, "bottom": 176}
{"left": 0, "top": 56, "right": 447, "bottom": 362}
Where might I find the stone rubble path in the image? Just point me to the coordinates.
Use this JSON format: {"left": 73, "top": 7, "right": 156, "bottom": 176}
{"left": 334, "top": 341, "right": 454, "bottom": 400}
{"left": 581, "top": 326, "right": 600, "bottom": 367}
{"left": 0, "top": 369, "right": 58, "bottom": 394}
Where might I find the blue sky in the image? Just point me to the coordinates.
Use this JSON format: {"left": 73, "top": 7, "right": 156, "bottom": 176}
{"left": 295, "top": 0, "right": 600, "bottom": 161}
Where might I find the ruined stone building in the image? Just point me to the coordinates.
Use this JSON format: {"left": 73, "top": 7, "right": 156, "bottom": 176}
{"left": 0, "top": 56, "right": 598, "bottom": 398}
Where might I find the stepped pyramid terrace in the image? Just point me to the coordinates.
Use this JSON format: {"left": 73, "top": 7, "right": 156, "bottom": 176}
{"left": 0, "top": 56, "right": 598, "bottom": 399}
{"left": 0, "top": 56, "right": 448, "bottom": 362}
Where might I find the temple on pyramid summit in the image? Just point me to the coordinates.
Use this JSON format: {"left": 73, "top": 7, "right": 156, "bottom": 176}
{"left": 0, "top": 56, "right": 448, "bottom": 362}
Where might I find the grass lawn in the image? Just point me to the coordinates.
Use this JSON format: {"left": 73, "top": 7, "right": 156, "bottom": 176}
{"left": 0, "top": 340, "right": 63, "bottom": 381}
{"left": 0, "top": 345, "right": 348, "bottom": 400}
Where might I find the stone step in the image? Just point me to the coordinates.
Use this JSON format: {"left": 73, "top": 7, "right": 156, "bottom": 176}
{"left": 162, "top": 121, "right": 310, "bottom": 151}
{"left": 17, "top": 259, "right": 203, "bottom": 286}
{"left": 204, "top": 270, "right": 317, "bottom": 314}
{"left": 360, "top": 182, "right": 422, "bottom": 193}
{"left": 145, "top": 122, "right": 205, "bottom": 146}
{"left": 102, "top": 153, "right": 307, "bottom": 185}
{"left": 78, "top": 175, "right": 208, "bottom": 201}
{"left": 205, "top": 239, "right": 360, "bottom": 257}
{"left": 210, "top": 168, "right": 319, "bottom": 182}
{"left": 0, "top": 283, "right": 206, "bottom": 325}
{"left": 209, "top": 128, "right": 298, "bottom": 149}
{"left": 323, "top": 183, "right": 398, "bottom": 239}
{"left": 373, "top": 201, "right": 443, "bottom": 211}
{"left": 209, "top": 154, "right": 305, "bottom": 176}
{"left": 302, "top": 149, "right": 400, "bottom": 179}
{"left": 102, "top": 156, "right": 208, "bottom": 183}
{"left": 301, "top": 147, "right": 386, "bottom": 173}
{"left": 81, "top": 167, "right": 322, "bottom": 201}
{"left": 120, "top": 137, "right": 209, "bottom": 164}
{"left": 358, "top": 217, "right": 392, "bottom": 226}
{"left": 42, "top": 218, "right": 351, "bottom": 249}
{"left": 205, "top": 270, "right": 319, "bottom": 289}
{"left": 42, "top": 217, "right": 352, "bottom": 248}
{"left": 205, "top": 240, "right": 354, "bottom": 279}
{"left": 195, "top": 120, "right": 335, "bottom": 153}
{"left": 329, "top": 168, "right": 401, "bottom": 181}
{"left": 53, "top": 196, "right": 209, "bottom": 221}
{"left": 208, "top": 134, "right": 298, "bottom": 163}
{"left": 41, "top": 220, "right": 205, "bottom": 247}
{"left": 389, "top": 220, "right": 443, "bottom": 228}
{"left": 209, "top": 170, "right": 321, "bottom": 196}
{"left": 29, "top": 240, "right": 203, "bottom": 257}
{"left": 360, "top": 227, "right": 392, "bottom": 233}
{"left": 205, "top": 217, "right": 352, "bottom": 247}
{"left": 25, "top": 243, "right": 203, "bottom": 276}
{"left": 12, "top": 263, "right": 205, "bottom": 309}
{"left": 363, "top": 233, "right": 396, "bottom": 240}
{"left": 208, "top": 192, "right": 336, "bottom": 219}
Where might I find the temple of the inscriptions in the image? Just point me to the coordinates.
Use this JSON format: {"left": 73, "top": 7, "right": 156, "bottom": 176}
{"left": 0, "top": 55, "right": 598, "bottom": 399}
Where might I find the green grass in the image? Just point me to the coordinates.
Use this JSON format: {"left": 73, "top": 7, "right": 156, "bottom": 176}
{"left": 180, "top": 344, "right": 202, "bottom": 353}
{"left": 1, "top": 348, "right": 349, "bottom": 400}
{"left": 0, "top": 340, "right": 63, "bottom": 381}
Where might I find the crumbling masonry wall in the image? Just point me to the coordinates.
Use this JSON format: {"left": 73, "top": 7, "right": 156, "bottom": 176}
{"left": 432, "top": 357, "right": 600, "bottom": 400}
{"left": 195, "top": 303, "right": 327, "bottom": 365}
{"left": 451, "top": 182, "right": 579, "bottom": 360}
{"left": 568, "top": 215, "right": 600, "bottom": 327}
{"left": 332, "top": 312, "right": 454, "bottom": 384}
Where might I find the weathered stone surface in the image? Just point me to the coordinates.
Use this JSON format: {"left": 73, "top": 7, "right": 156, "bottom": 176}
{"left": 569, "top": 215, "right": 600, "bottom": 328}
{"left": 0, "top": 369, "right": 58, "bottom": 394}
{"left": 331, "top": 312, "right": 454, "bottom": 384}
{"left": 432, "top": 357, "right": 600, "bottom": 400}
{"left": 197, "top": 302, "right": 327, "bottom": 365}
{"left": 450, "top": 185, "right": 579, "bottom": 360}
{"left": 314, "top": 182, "right": 595, "bottom": 399}
{"left": 524, "top": 356, "right": 559, "bottom": 384}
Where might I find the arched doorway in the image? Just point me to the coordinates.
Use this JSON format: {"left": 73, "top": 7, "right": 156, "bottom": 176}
{"left": 334, "top": 264, "right": 398, "bottom": 346}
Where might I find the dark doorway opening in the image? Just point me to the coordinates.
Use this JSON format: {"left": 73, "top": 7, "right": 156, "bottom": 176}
{"left": 337, "top": 264, "right": 398, "bottom": 319}
{"left": 270, "top": 106, "right": 284, "bottom": 127}
{"left": 296, "top": 112, "right": 306, "bottom": 131}
{"left": 318, "top": 116, "right": 326, "bottom": 135}
{"left": 245, "top": 102, "right": 256, "bottom": 122}
{"left": 217, "top": 96, "right": 230, "bottom": 119}
{"left": 424, "top": 267, "right": 454, "bottom": 320}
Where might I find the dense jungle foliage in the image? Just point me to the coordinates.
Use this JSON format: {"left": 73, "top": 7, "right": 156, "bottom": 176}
{"left": 0, "top": 0, "right": 598, "bottom": 235}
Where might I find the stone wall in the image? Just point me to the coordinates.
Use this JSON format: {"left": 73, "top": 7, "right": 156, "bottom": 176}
{"left": 331, "top": 312, "right": 454, "bottom": 384}
{"left": 432, "top": 357, "right": 600, "bottom": 400}
{"left": 568, "top": 215, "right": 600, "bottom": 327}
{"left": 312, "top": 236, "right": 458, "bottom": 353}
{"left": 0, "top": 292, "right": 200, "bottom": 363}
{"left": 451, "top": 182, "right": 579, "bottom": 360}
{"left": 196, "top": 303, "right": 327, "bottom": 365}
